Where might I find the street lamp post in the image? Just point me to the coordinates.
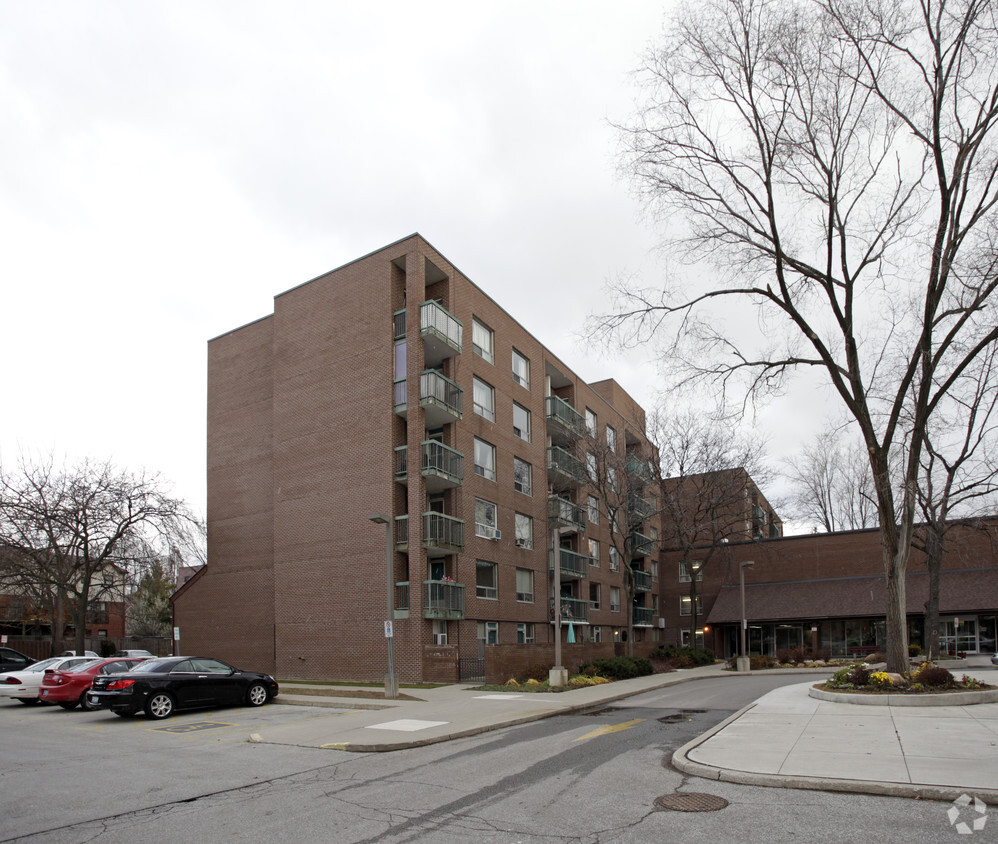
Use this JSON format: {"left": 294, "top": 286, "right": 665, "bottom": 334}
{"left": 369, "top": 514, "right": 397, "bottom": 699}
{"left": 737, "top": 560, "right": 755, "bottom": 673}
{"left": 549, "top": 523, "right": 572, "bottom": 687}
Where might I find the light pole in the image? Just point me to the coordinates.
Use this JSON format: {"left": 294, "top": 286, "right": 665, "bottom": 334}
{"left": 738, "top": 560, "right": 755, "bottom": 673}
{"left": 549, "top": 522, "right": 572, "bottom": 687}
{"left": 369, "top": 514, "right": 397, "bottom": 699}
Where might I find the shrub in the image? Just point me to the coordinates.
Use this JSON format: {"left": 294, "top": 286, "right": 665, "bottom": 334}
{"left": 749, "top": 655, "right": 777, "bottom": 670}
{"left": 520, "top": 664, "right": 551, "bottom": 683}
{"left": 578, "top": 656, "right": 654, "bottom": 680}
{"left": 651, "top": 646, "right": 714, "bottom": 665}
{"left": 908, "top": 644, "right": 922, "bottom": 657}
{"left": 849, "top": 664, "right": 872, "bottom": 686}
{"left": 917, "top": 665, "right": 954, "bottom": 688}
{"left": 812, "top": 648, "right": 831, "bottom": 662}
{"left": 568, "top": 674, "right": 611, "bottom": 687}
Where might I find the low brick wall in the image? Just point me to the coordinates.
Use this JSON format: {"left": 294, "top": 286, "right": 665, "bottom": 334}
{"left": 484, "top": 643, "right": 617, "bottom": 684}
{"left": 422, "top": 645, "right": 459, "bottom": 683}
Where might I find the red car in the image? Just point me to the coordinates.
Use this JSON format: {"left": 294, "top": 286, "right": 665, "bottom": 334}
{"left": 39, "top": 658, "right": 148, "bottom": 710}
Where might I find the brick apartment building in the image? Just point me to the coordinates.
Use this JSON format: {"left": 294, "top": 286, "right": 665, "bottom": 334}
{"left": 660, "top": 520, "right": 998, "bottom": 658}
{"left": 173, "top": 234, "right": 665, "bottom": 683}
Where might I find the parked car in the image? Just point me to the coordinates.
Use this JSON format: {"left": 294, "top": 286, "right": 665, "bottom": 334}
{"left": 991, "top": 652, "right": 998, "bottom": 666}
{"left": 111, "top": 650, "right": 156, "bottom": 659}
{"left": 39, "top": 658, "right": 148, "bottom": 710}
{"left": 0, "top": 647, "right": 35, "bottom": 673}
{"left": 59, "top": 650, "right": 100, "bottom": 658}
{"left": 87, "top": 656, "right": 279, "bottom": 719}
{"left": 1, "top": 656, "right": 97, "bottom": 704}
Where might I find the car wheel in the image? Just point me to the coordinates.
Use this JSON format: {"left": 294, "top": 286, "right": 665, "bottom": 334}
{"left": 80, "top": 691, "right": 100, "bottom": 712}
{"left": 58, "top": 701, "right": 78, "bottom": 711}
{"left": 145, "top": 692, "right": 175, "bottom": 720}
{"left": 246, "top": 682, "right": 269, "bottom": 707}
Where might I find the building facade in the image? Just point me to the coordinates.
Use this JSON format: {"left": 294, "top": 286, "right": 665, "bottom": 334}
{"left": 173, "top": 234, "right": 664, "bottom": 682}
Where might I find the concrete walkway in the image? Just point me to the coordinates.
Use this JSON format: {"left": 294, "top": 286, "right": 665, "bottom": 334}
{"left": 257, "top": 658, "right": 998, "bottom": 802}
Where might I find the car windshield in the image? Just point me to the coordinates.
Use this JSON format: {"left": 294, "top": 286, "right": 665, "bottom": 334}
{"left": 27, "top": 658, "right": 60, "bottom": 672}
{"left": 130, "top": 658, "right": 176, "bottom": 673}
{"left": 65, "top": 661, "right": 101, "bottom": 673}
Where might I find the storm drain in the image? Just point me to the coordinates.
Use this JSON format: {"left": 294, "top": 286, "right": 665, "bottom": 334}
{"left": 658, "top": 709, "right": 709, "bottom": 723}
{"left": 655, "top": 793, "right": 729, "bottom": 813}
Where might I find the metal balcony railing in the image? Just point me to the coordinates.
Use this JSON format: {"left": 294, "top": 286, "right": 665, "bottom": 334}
{"left": 545, "top": 395, "right": 585, "bottom": 441}
{"left": 627, "top": 530, "right": 655, "bottom": 558}
{"left": 551, "top": 596, "right": 589, "bottom": 623}
{"left": 420, "top": 301, "right": 462, "bottom": 366}
{"left": 547, "top": 446, "right": 586, "bottom": 489}
{"left": 395, "top": 581, "right": 410, "bottom": 612}
{"left": 548, "top": 547, "right": 592, "bottom": 579}
{"left": 547, "top": 495, "right": 587, "bottom": 532}
{"left": 394, "top": 446, "right": 408, "bottom": 481}
{"left": 420, "top": 370, "right": 462, "bottom": 423}
{"left": 422, "top": 512, "right": 465, "bottom": 554}
{"left": 423, "top": 580, "right": 466, "bottom": 619}
{"left": 393, "top": 309, "right": 407, "bottom": 340}
{"left": 632, "top": 568, "right": 653, "bottom": 592}
{"left": 633, "top": 606, "right": 654, "bottom": 626}
{"left": 420, "top": 440, "right": 463, "bottom": 488}
{"left": 394, "top": 515, "right": 409, "bottom": 551}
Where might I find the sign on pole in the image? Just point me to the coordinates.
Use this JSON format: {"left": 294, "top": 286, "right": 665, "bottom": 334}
{"left": 384, "top": 620, "right": 393, "bottom": 638}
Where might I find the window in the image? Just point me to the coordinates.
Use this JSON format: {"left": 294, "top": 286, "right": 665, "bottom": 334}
{"left": 609, "top": 546, "right": 620, "bottom": 571}
{"left": 475, "top": 498, "right": 498, "bottom": 538}
{"left": 516, "top": 568, "right": 534, "bottom": 602}
{"left": 586, "top": 408, "right": 597, "bottom": 435}
{"left": 512, "top": 402, "right": 531, "bottom": 442}
{"left": 513, "top": 458, "right": 532, "bottom": 495}
{"left": 679, "top": 561, "right": 703, "bottom": 582}
{"left": 608, "top": 466, "right": 618, "bottom": 491}
{"left": 477, "top": 620, "right": 499, "bottom": 644}
{"left": 592, "top": 625, "right": 602, "bottom": 643}
{"left": 476, "top": 561, "right": 498, "bottom": 600}
{"left": 606, "top": 425, "right": 617, "bottom": 451}
{"left": 588, "top": 538, "right": 600, "bottom": 566}
{"left": 512, "top": 348, "right": 530, "bottom": 388}
{"left": 610, "top": 586, "right": 621, "bottom": 613}
{"left": 515, "top": 513, "right": 533, "bottom": 549}
{"left": 587, "top": 495, "right": 599, "bottom": 525}
{"left": 473, "top": 318, "right": 494, "bottom": 363}
{"left": 651, "top": 561, "right": 658, "bottom": 582}
{"left": 473, "top": 377, "right": 495, "bottom": 421}
{"left": 586, "top": 453, "right": 597, "bottom": 482}
{"left": 682, "top": 629, "right": 706, "bottom": 648}
{"left": 589, "top": 582, "right": 601, "bottom": 610}
{"left": 680, "top": 595, "right": 703, "bottom": 615}
{"left": 517, "top": 622, "right": 535, "bottom": 644}
{"left": 474, "top": 438, "right": 496, "bottom": 481}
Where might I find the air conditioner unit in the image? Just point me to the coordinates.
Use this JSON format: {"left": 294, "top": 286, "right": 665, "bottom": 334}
{"left": 433, "top": 633, "right": 448, "bottom": 645}
{"left": 479, "top": 526, "right": 501, "bottom": 540}
{"left": 515, "top": 538, "right": 530, "bottom": 548}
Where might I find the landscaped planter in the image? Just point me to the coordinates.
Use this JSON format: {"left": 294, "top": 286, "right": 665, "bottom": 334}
{"left": 809, "top": 685, "right": 998, "bottom": 706}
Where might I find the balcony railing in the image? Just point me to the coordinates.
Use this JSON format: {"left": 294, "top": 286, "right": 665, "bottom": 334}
{"left": 627, "top": 492, "right": 655, "bottom": 523}
{"left": 422, "top": 511, "right": 465, "bottom": 555}
{"left": 420, "top": 370, "right": 463, "bottom": 426}
{"left": 420, "top": 301, "right": 463, "bottom": 367}
{"left": 395, "top": 515, "right": 409, "bottom": 551}
{"left": 420, "top": 440, "right": 463, "bottom": 490}
{"left": 394, "top": 446, "right": 408, "bottom": 482}
{"left": 395, "top": 581, "right": 410, "bottom": 613}
{"left": 547, "top": 446, "right": 586, "bottom": 490}
{"left": 628, "top": 530, "right": 655, "bottom": 558}
{"left": 545, "top": 395, "right": 585, "bottom": 443}
{"left": 423, "top": 580, "right": 466, "bottom": 619}
{"left": 393, "top": 379, "right": 407, "bottom": 414}
{"left": 548, "top": 547, "right": 591, "bottom": 580}
{"left": 548, "top": 495, "right": 586, "bottom": 532}
{"left": 632, "top": 568, "right": 653, "bottom": 592}
{"left": 633, "top": 606, "right": 654, "bottom": 627}
{"left": 625, "top": 455, "right": 653, "bottom": 486}
{"left": 551, "top": 596, "right": 589, "bottom": 623}
{"left": 393, "top": 309, "right": 407, "bottom": 340}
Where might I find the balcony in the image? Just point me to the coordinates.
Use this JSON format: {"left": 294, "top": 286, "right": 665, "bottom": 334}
{"left": 419, "top": 370, "right": 463, "bottom": 427}
{"left": 627, "top": 492, "right": 655, "bottom": 523}
{"left": 394, "top": 581, "right": 410, "bottom": 618}
{"left": 628, "top": 530, "right": 655, "bottom": 558}
{"left": 420, "top": 441, "right": 463, "bottom": 491}
{"left": 633, "top": 606, "right": 654, "bottom": 627}
{"left": 423, "top": 580, "right": 466, "bottom": 619}
{"left": 551, "top": 596, "right": 589, "bottom": 624}
{"left": 632, "top": 568, "right": 653, "bottom": 592}
{"left": 393, "top": 309, "right": 407, "bottom": 340}
{"left": 394, "top": 446, "right": 408, "bottom": 483}
{"left": 545, "top": 395, "right": 585, "bottom": 444}
{"left": 420, "top": 301, "right": 463, "bottom": 367}
{"left": 549, "top": 547, "right": 591, "bottom": 580}
{"left": 625, "top": 454, "right": 654, "bottom": 487}
{"left": 422, "top": 512, "right": 465, "bottom": 556}
{"left": 547, "top": 446, "right": 586, "bottom": 490}
{"left": 548, "top": 495, "right": 586, "bottom": 533}
{"left": 394, "top": 515, "right": 409, "bottom": 552}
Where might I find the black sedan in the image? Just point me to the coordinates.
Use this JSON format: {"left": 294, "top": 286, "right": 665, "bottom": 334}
{"left": 87, "top": 656, "right": 279, "bottom": 719}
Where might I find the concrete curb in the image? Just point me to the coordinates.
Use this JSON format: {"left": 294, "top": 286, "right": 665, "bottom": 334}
{"left": 671, "top": 701, "right": 998, "bottom": 804}
{"left": 808, "top": 685, "right": 998, "bottom": 706}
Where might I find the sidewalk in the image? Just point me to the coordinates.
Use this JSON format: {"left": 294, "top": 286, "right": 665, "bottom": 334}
{"left": 257, "top": 658, "right": 998, "bottom": 802}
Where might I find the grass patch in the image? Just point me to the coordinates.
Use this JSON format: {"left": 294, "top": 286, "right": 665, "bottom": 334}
{"left": 277, "top": 680, "right": 445, "bottom": 689}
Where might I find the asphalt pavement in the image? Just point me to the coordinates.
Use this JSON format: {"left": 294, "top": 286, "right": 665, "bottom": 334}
{"left": 258, "top": 656, "right": 998, "bottom": 803}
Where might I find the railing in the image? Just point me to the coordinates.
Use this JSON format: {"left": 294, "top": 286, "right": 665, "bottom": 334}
{"left": 548, "top": 496, "right": 587, "bottom": 531}
{"left": 393, "top": 309, "right": 407, "bottom": 340}
{"left": 545, "top": 395, "right": 585, "bottom": 438}
{"left": 551, "top": 596, "right": 589, "bottom": 623}
{"left": 547, "top": 446, "right": 586, "bottom": 487}
{"left": 420, "top": 301, "right": 462, "bottom": 351}
{"left": 633, "top": 606, "right": 654, "bottom": 626}
{"left": 628, "top": 530, "right": 654, "bottom": 557}
{"left": 625, "top": 455, "right": 653, "bottom": 485}
{"left": 393, "top": 379, "right": 407, "bottom": 411}
{"left": 420, "top": 370, "right": 463, "bottom": 419}
{"left": 627, "top": 493, "right": 654, "bottom": 522}
{"left": 632, "top": 568, "right": 653, "bottom": 592}
{"left": 423, "top": 580, "right": 466, "bottom": 619}
{"left": 394, "top": 446, "right": 408, "bottom": 481}
{"left": 421, "top": 440, "right": 463, "bottom": 485}
{"left": 395, "top": 515, "right": 409, "bottom": 550}
{"left": 549, "top": 547, "right": 592, "bottom": 579}
{"left": 395, "top": 581, "right": 410, "bottom": 612}
{"left": 422, "top": 512, "right": 465, "bottom": 553}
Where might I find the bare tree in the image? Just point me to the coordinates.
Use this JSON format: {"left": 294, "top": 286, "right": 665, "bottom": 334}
{"left": 651, "top": 410, "right": 773, "bottom": 644}
{"left": 913, "top": 347, "right": 998, "bottom": 658}
{"left": 0, "top": 455, "right": 196, "bottom": 655}
{"left": 596, "top": 0, "right": 998, "bottom": 671}
{"left": 783, "top": 430, "right": 877, "bottom": 532}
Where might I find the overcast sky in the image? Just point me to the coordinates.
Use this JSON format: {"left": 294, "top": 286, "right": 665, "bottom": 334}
{"left": 1, "top": 1, "right": 826, "bottom": 527}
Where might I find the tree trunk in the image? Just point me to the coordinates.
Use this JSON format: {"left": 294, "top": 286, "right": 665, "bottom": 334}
{"left": 884, "top": 553, "right": 910, "bottom": 674}
{"left": 923, "top": 526, "right": 942, "bottom": 660}
{"left": 51, "top": 590, "right": 66, "bottom": 655}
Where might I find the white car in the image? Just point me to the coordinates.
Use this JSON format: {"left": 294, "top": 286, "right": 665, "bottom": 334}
{"left": 60, "top": 650, "right": 100, "bottom": 658}
{"left": 0, "top": 656, "right": 98, "bottom": 704}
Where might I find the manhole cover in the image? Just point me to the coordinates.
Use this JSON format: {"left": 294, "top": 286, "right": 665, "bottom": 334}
{"left": 655, "top": 793, "right": 729, "bottom": 812}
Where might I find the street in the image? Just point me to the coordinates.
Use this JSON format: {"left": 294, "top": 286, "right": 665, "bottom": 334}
{"left": 0, "top": 674, "right": 984, "bottom": 843}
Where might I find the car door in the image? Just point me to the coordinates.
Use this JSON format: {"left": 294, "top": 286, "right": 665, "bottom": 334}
{"left": 189, "top": 658, "right": 240, "bottom": 705}
{"left": 165, "top": 659, "right": 213, "bottom": 707}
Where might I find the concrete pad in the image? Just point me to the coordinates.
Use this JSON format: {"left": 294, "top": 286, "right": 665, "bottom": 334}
{"left": 906, "top": 755, "right": 998, "bottom": 791}
{"left": 779, "top": 749, "right": 911, "bottom": 781}
{"left": 689, "top": 745, "right": 792, "bottom": 774}
{"left": 364, "top": 719, "right": 448, "bottom": 732}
